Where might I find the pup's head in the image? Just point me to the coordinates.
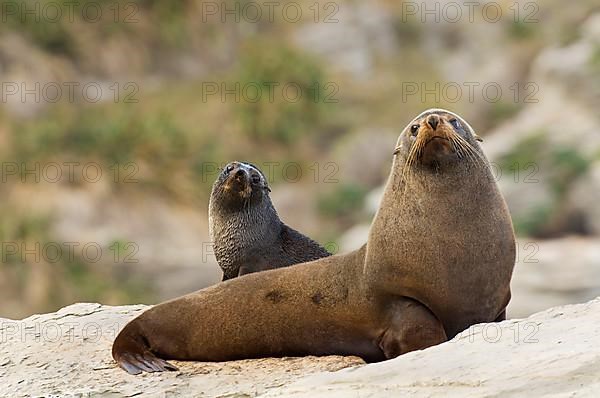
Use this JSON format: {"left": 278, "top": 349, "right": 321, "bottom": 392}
{"left": 211, "top": 161, "right": 271, "bottom": 209}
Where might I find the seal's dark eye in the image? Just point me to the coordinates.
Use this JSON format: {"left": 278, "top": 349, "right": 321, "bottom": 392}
{"left": 410, "top": 125, "right": 419, "bottom": 136}
{"left": 224, "top": 164, "right": 235, "bottom": 174}
{"left": 449, "top": 119, "right": 461, "bottom": 129}
{"left": 251, "top": 174, "right": 261, "bottom": 184}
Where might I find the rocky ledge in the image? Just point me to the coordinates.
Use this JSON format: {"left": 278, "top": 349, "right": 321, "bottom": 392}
{"left": 1, "top": 298, "right": 599, "bottom": 397}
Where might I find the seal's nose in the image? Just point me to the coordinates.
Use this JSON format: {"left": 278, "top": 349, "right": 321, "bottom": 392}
{"left": 428, "top": 115, "right": 439, "bottom": 131}
{"left": 234, "top": 169, "right": 248, "bottom": 181}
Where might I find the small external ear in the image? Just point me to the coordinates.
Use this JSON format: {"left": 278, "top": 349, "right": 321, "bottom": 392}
{"left": 393, "top": 146, "right": 401, "bottom": 155}
{"left": 473, "top": 133, "right": 483, "bottom": 142}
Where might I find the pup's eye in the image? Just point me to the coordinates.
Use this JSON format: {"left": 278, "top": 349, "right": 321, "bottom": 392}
{"left": 251, "top": 174, "right": 261, "bottom": 184}
{"left": 410, "top": 124, "right": 419, "bottom": 136}
{"left": 224, "top": 164, "right": 235, "bottom": 174}
{"left": 449, "top": 119, "right": 461, "bottom": 129}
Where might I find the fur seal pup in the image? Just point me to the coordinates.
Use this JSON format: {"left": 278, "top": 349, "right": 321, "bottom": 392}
{"left": 209, "top": 161, "right": 330, "bottom": 281}
{"left": 112, "top": 109, "right": 515, "bottom": 374}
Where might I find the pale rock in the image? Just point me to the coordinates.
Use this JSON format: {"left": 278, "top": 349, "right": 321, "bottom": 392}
{"left": 3, "top": 299, "right": 600, "bottom": 397}
{"left": 509, "top": 237, "right": 600, "bottom": 317}
{"left": 263, "top": 298, "right": 600, "bottom": 398}
{"left": 0, "top": 303, "right": 364, "bottom": 397}
{"left": 293, "top": 2, "right": 397, "bottom": 79}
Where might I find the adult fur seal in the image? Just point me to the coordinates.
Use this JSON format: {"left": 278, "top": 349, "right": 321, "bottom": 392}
{"left": 112, "top": 109, "right": 515, "bottom": 374}
{"left": 209, "top": 161, "right": 330, "bottom": 281}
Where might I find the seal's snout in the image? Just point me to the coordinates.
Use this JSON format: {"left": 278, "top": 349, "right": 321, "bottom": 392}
{"left": 221, "top": 163, "right": 251, "bottom": 196}
{"left": 416, "top": 116, "right": 455, "bottom": 167}
{"left": 234, "top": 168, "right": 248, "bottom": 183}
{"left": 427, "top": 114, "right": 440, "bottom": 131}
{"left": 221, "top": 162, "right": 259, "bottom": 199}
{"left": 230, "top": 168, "right": 251, "bottom": 198}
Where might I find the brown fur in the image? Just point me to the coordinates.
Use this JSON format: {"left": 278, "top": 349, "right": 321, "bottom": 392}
{"left": 209, "top": 161, "right": 330, "bottom": 281}
{"left": 112, "top": 109, "right": 515, "bottom": 374}
{"left": 367, "top": 109, "right": 515, "bottom": 338}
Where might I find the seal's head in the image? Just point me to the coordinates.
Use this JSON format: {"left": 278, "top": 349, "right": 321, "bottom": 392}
{"left": 212, "top": 161, "right": 271, "bottom": 208}
{"left": 393, "top": 109, "right": 483, "bottom": 172}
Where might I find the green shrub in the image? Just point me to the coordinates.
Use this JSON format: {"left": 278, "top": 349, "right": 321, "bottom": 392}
{"left": 498, "top": 131, "right": 547, "bottom": 169}
{"left": 0, "top": 0, "right": 75, "bottom": 55}
{"left": 500, "top": 132, "right": 592, "bottom": 236}
{"left": 11, "top": 105, "right": 189, "bottom": 184}
{"left": 509, "top": 20, "right": 537, "bottom": 39}
{"left": 233, "top": 40, "right": 329, "bottom": 144}
{"left": 512, "top": 204, "right": 554, "bottom": 237}
{"left": 549, "top": 147, "right": 590, "bottom": 195}
{"left": 318, "top": 183, "right": 367, "bottom": 220}
{"left": 589, "top": 44, "right": 600, "bottom": 72}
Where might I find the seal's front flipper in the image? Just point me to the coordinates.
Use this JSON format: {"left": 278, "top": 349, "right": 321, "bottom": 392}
{"left": 378, "top": 298, "right": 447, "bottom": 359}
{"left": 237, "top": 256, "right": 269, "bottom": 277}
{"left": 494, "top": 309, "right": 506, "bottom": 322}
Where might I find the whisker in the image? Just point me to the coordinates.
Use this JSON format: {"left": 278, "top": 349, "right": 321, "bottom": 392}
{"left": 452, "top": 137, "right": 475, "bottom": 164}
{"left": 452, "top": 133, "right": 485, "bottom": 169}
{"left": 455, "top": 139, "right": 479, "bottom": 167}
{"left": 403, "top": 137, "right": 421, "bottom": 186}
{"left": 449, "top": 137, "right": 463, "bottom": 160}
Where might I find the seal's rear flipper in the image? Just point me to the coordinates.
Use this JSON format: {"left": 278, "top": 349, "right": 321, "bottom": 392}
{"left": 113, "top": 322, "right": 179, "bottom": 375}
{"left": 117, "top": 352, "right": 178, "bottom": 375}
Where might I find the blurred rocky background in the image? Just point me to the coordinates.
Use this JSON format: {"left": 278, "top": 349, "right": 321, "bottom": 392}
{"left": 0, "top": 0, "right": 598, "bottom": 319}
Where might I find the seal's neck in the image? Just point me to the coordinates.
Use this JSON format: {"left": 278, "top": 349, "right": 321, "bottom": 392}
{"left": 209, "top": 196, "right": 281, "bottom": 264}
{"left": 367, "top": 155, "right": 500, "bottom": 260}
